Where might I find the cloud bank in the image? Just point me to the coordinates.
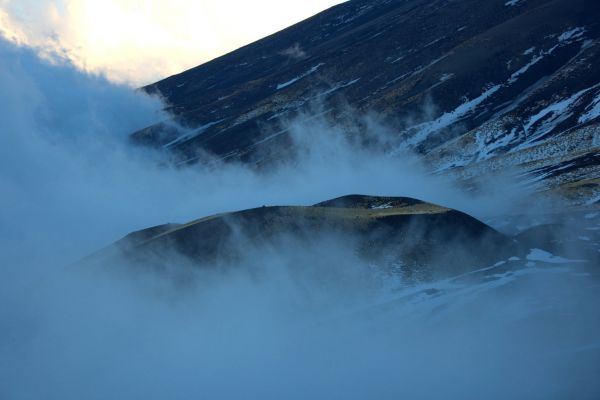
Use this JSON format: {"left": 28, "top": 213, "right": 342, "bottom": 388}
{"left": 1, "top": 37, "right": 599, "bottom": 399}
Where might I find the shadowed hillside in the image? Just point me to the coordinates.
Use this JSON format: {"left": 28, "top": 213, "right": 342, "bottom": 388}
{"left": 132, "top": 0, "right": 600, "bottom": 207}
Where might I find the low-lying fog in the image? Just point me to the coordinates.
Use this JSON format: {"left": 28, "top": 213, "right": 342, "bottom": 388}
{"left": 1, "top": 38, "right": 599, "bottom": 399}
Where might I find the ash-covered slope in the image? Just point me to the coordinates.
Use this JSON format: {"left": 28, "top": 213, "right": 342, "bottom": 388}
{"left": 133, "top": 0, "right": 600, "bottom": 201}
{"left": 91, "top": 195, "right": 518, "bottom": 280}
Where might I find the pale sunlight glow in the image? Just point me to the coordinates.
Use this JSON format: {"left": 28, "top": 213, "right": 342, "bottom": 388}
{"left": 0, "top": 0, "right": 344, "bottom": 86}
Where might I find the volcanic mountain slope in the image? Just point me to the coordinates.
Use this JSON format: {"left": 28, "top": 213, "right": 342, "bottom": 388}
{"left": 132, "top": 0, "right": 600, "bottom": 204}
{"left": 89, "top": 195, "right": 535, "bottom": 281}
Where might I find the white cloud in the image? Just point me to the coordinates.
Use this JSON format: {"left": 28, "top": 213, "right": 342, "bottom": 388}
{"left": 2, "top": 36, "right": 598, "bottom": 400}
{"left": 0, "top": 0, "right": 344, "bottom": 86}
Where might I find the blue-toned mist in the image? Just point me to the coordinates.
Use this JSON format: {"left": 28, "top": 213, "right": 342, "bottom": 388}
{"left": 1, "top": 38, "right": 599, "bottom": 400}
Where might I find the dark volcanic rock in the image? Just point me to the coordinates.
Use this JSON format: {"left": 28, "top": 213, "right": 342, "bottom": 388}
{"left": 132, "top": 0, "right": 600, "bottom": 174}
{"left": 90, "top": 195, "right": 517, "bottom": 281}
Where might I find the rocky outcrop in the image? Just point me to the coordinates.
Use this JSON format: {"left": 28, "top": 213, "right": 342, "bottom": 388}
{"left": 89, "top": 195, "right": 518, "bottom": 281}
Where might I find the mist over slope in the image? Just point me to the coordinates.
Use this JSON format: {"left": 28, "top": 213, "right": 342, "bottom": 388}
{"left": 134, "top": 0, "right": 600, "bottom": 207}
{"left": 1, "top": 14, "right": 600, "bottom": 400}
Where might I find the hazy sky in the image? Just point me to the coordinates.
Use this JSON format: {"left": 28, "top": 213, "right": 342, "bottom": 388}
{"left": 0, "top": 0, "right": 344, "bottom": 86}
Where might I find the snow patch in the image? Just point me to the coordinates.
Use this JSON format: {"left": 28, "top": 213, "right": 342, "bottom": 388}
{"left": 519, "top": 86, "right": 598, "bottom": 147}
{"left": 276, "top": 63, "right": 324, "bottom": 90}
{"left": 390, "top": 55, "right": 405, "bottom": 64}
{"left": 508, "top": 53, "right": 545, "bottom": 84}
{"left": 404, "top": 84, "right": 501, "bottom": 146}
{"left": 371, "top": 202, "right": 393, "bottom": 209}
{"left": 558, "top": 27, "right": 585, "bottom": 43}
{"left": 578, "top": 93, "right": 600, "bottom": 124}
{"left": 585, "top": 194, "right": 600, "bottom": 205}
{"left": 475, "top": 127, "right": 518, "bottom": 161}
{"left": 523, "top": 47, "right": 536, "bottom": 55}
{"left": 439, "top": 73, "right": 454, "bottom": 82}
{"left": 526, "top": 248, "right": 585, "bottom": 264}
{"left": 268, "top": 78, "right": 360, "bottom": 121}
{"left": 163, "top": 119, "right": 224, "bottom": 148}
{"left": 314, "top": 78, "right": 361, "bottom": 98}
{"left": 424, "top": 37, "right": 443, "bottom": 48}
{"left": 508, "top": 28, "right": 586, "bottom": 87}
